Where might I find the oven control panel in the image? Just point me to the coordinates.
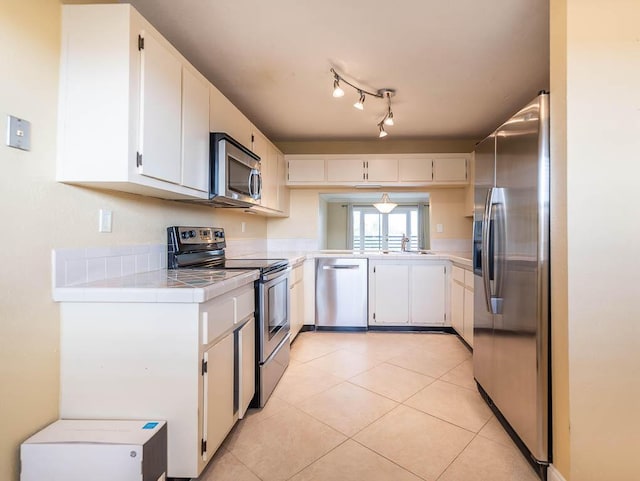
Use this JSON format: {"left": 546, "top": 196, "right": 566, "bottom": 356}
{"left": 170, "top": 226, "right": 225, "bottom": 246}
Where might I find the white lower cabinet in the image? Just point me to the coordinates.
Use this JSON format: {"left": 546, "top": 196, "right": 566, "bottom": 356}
{"left": 203, "top": 333, "right": 234, "bottom": 462}
{"left": 451, "top": 265, "right": 474, "bottom": 346}
{"left": 238, "top": 317, "right": 256, "bottom": 417}
{"left": 369, "top": 260, "right": 446, "bottom": 326}
{"left": 290, "top": 262, "right": 305, "bottom": 341}
{"left": 59, "top": 283, "right": 255, "bottom": 479}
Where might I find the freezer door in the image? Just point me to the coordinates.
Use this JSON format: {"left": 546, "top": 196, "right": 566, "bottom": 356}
{"left": 473, "top": 133, "right": 496, "bottom": 395}
{"left": 492, "top": 94, "right": 550, "bottom": 463}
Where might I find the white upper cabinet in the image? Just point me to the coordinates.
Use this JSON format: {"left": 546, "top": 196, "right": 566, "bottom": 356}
{"left": 287, "top": 157, "right": 326, "bottom": 183}
{"left": 57, "top": 4, "right": 210, "bottom": 200}
{"left": 367, "top": 158, "right": 399, "bottom": 182}
{"left": 326, "top": 158, "right": 398, "bottom": 184}
{"left": 433, "top": 157, "right": 468, "bottom": 183}
{"left": 398, "top": 157, "right": 433, "bottom": 182}
{"left": 286, "top": 154, "right": 469, "bottom": 187}
{"left": 327, "top": 159, "right": 366, "bottom": 182}
{"left": 181, "top": 64, "right": 210, "bottom": 192}
{"left": 209, "top": 84, "right": 253, "bottom": 150}
{"left": 138, "top": 30, "right": 182, "bottom": 185}
{"left": 250, "top": 126, "right": 288, "bottom": 215}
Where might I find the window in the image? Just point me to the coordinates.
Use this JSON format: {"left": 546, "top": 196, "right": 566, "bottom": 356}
{"left": 351, "top": 205, "right": 422, "bottom": 251}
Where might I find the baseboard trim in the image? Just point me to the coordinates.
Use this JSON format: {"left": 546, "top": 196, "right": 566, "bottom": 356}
{"left": 547, "top": 465, "right": 567, "bottom": 481}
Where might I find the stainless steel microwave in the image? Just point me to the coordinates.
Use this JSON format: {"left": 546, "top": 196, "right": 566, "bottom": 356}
{"left": 210, "top": 133, "right": 262, "bottom": 207}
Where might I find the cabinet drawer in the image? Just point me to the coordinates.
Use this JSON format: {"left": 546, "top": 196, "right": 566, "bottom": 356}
{"left": 291, "top": 264, "right": 303, "bottom": 285}
{"left": 235, "top": 288, "right": 255, "bottom": 324}
{"left": 452, "top": 266, "right": 465, "bottom": 284}
{"left": 202, "top": 295, "right": 235, "bottom": 345}
{"left": 464, "top": 270, "right": 474, "bottom": 290}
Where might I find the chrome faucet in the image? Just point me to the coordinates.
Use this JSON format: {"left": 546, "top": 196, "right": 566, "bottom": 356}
{"left": 401, "top": 233, "right": 410, "bottom": 252}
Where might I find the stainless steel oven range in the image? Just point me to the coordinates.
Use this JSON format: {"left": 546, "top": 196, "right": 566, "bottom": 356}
{"left": 167, "top": 226, "right": 290, "bottom": 407}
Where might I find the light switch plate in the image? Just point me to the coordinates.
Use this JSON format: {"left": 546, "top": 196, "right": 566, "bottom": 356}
{"left": 6, "top": 115, "right": 31, "bottom": 151}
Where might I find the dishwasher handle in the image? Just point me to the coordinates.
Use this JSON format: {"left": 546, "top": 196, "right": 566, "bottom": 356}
{"left": 322, "top": 264, "right": 361, "bottom": 270}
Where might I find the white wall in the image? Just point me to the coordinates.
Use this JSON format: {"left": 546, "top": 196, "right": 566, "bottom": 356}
{"left": 0, "top": 1, "right": 266, "bottom": 478}
{"left": 551, "top": 1, "right": 640, "bottom": 479}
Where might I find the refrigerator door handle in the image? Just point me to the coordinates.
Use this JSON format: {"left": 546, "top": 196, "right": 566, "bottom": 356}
{"left": 490, "top": 188, "right": 506, "bottom": 314}
{"left": 481, "top": 187, "right": 506, "bottom": 314}
{"left": 481, "top": 188, "right": 494, "bottom": 313}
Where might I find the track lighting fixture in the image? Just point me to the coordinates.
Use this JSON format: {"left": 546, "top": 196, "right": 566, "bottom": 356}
{"left": 354, "top": 91, "right": 365, "bottom": 110}
{"left": 330, "top": 68, "right": 396, "bottom": 137}
{"left": 332, "top": 78, "right": 345, "bottom": 98}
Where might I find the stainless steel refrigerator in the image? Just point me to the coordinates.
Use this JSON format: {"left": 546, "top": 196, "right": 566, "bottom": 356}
{"left": 473, "top": 93, "right": 550, "bottom": 477}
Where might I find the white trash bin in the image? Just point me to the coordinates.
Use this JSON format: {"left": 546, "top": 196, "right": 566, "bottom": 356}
{"left": 20, "top": 419, "right": 167, "bottom": 481}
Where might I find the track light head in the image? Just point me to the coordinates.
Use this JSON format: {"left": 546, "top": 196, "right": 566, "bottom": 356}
{"left": 354, "top": 91, "right": 365, "bottom": 110}
{"left": 384, "top": 110, "right": 394, "bottom": 126}
{"left": 378, "top": 123, "right": 388, "bottom": 138}
{"left": 332, "top": 79, "right": 345, "bottom": 98}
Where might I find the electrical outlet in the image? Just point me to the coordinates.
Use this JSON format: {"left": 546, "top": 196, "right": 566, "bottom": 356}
{"left": 6, "top": 115, "right": 31, "bottom": 151}
{"left": 99, "top": 209, "right": 112, "bottom": 233}
{"left": 436, "top": 223, "right": 444, "bottom": 233}
{"left": 241, "top": 222, "right": 246, "bottom": 233}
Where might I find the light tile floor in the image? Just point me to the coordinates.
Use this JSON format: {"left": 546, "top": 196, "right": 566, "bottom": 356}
{"left": 198, "top": 331, "right": 539, "bottom": 481}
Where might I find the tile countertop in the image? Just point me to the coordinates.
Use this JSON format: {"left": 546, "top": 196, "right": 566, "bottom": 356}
{"left": 53, "top": 268, "right": 260, "bottom": 304}
{"left": 242, "top": 251, "right": 472, "bottom": 269}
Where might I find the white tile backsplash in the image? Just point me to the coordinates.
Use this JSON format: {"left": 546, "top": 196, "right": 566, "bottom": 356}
{"left": 430, "top": 238, "right": 472, "bottom": 254}
{"left": 53, "top": 244, "right": 167, "bottom": 288}
{"left": 266, "top": 238, "right": 320, "bottom": 253}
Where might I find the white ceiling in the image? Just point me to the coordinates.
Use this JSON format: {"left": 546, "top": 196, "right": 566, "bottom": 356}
{"left": 124, "top": 0, "right": 549, "bottom": 142}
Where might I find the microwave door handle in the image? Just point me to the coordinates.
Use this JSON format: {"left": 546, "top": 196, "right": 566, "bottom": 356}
{"left": 247, "top": 170, "right": 255, "bottom": 198}
{"left": 256, "top": 171, "right": 262, "bottom": 199}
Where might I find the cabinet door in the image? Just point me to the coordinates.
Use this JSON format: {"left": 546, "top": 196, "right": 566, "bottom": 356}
{"left": 451, "top": 281, "right": 465, "bottom": 334}
{"left": 398, "top": 158, "right": 433, "bottom": 182}
{"left": 209, "top": 84, "right": 252, "bottom": 149}
{"left": 410, "top": 264, "right": 446, "bottom": 325}
{"left": 238, "top": 318, "right": 255, "bottom": 418}
{"left": 139, "top": 31, "right": 182, "bottom": 184}
{"left": 290, "top": 281, "right": 302, "bottom": 341}
{"left": 371, "top": 264, "right": 409, "bottom": 324}
{"left": 253, "top": 131, "right": 277, "bottom": 209}
{"left": 203, "top": 333, "right": 234, "bottom": 461}
{"left": 326, "top": 159, "right": 365, "bottom": 182}
{"left": 463, "top": 287, "right": 474, "bottom": 346}
{"left": 433, "top": 157, "right": 468, "bottom": 183}
{"left": 181, "top": 66, "right": 209, "bottom": 192}
{"left": 276, "top": 150, "right": 290, "bottom": 214}
{"left": 287, "top": 158, "right": 325, "bottom": 183}
{"left": 367, "top": 158, "right": 398, "bottom": 182}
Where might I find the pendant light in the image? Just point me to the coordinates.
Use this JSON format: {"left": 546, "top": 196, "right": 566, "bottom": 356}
{"left": 373, "top": 193, "right": 397, "bottom": 213}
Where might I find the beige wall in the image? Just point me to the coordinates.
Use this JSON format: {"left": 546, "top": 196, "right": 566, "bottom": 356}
{"left": 325, "top": 202, "right": 348, "bottom": 249}
{"left": 0, "top": 1, "right": 266, "bottom": 478}
{"left": 549, "top": 0, "right": 570, "bottom": 477}
{"left": 276, "top": 139, "right": 477, "bottom": 154}
{"left": 268, "top": 187, "right": 471, "bottom": 245}
{"left": 550, "top": 1, "right": 640, "bottom": 479}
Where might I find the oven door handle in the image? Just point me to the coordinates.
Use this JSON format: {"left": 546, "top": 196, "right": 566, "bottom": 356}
{"left": 262, "top": 266, "right": 291, "bottom": 282}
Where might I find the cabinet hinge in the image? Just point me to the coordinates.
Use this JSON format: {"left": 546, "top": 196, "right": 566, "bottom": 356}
{"left": 444, "top": 313, "right": 447, "bottom": 321}
{"left": 201, "top": 359, "right": 208, "bottom": 375}
{"left": 136, "top": 152, "right": 142, "bottom": 168}
{"left": 201, "top": 439, "right": 207, "bottom": 455}
{"left": 431, "top": 160, "right": 434, "bottom": 181}
{"left": 373, "top": 266, "right": 376, "bottom": 273}
{"left": 251, "top": 134, "right": 255, "bottom": 145}
{"left": 465, "top": 159, "right": 468, "bottom": 180}
{"left": 373, "top": 313, "right": 376, "bottom": 320}
{"left": 138, "top": 35, "right": 144, "bottom": 51}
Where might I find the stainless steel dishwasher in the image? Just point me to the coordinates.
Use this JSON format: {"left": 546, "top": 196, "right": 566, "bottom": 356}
{"left": 315, "top": 258, "right": 368, "bottom": 328}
